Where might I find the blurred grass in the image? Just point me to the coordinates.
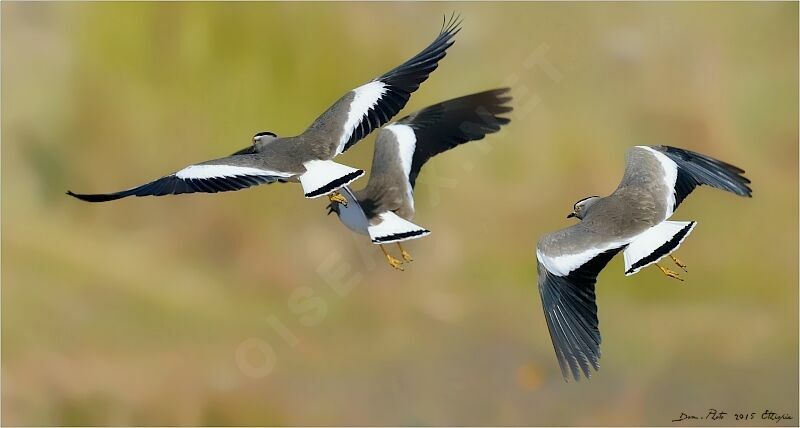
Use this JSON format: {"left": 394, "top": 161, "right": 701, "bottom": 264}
{"left": 2, "top": 2, "right": 798, "bottom": 426}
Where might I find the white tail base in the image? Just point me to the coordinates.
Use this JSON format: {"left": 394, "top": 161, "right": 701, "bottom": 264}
{"left": 300, "top": 160, "right": 364, "bottom": 198}
{"left": 368, "top": 211, "right": 430, "bottom": 244}
{"left": 624, "top": 220, "right": 696, "bottom": 275}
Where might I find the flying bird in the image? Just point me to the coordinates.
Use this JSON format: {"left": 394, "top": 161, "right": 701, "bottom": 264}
{"left": 536, "top": 145, "right": 752, "bottom": 381}
{"left": 327, "top": 88, "right": 512, "bottom": 270}
{"left": 67, "top": 16, "right": 462, "bottom": 205}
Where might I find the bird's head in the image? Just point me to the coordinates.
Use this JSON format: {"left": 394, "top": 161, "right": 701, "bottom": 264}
{"left": 568, "top": 196, "right": 601, "bottom": 220}
{"left": 252, "top": 131, "right": 277, "bottom": 145}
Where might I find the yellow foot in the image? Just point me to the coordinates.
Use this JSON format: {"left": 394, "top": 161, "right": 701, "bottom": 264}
{"left": 328, "top": 191, "right": 347, "bottom": 206}
{"left": 380, "top": 245, "right": 404, "bottom": 271}
{"left": 656, "top": 263, "right": 684, "bottom": 281}
{"left": 670, "top": 254, "right": 688, "bottom": 272}
{"left": 397, "top": 243, "right": 413, "bottom": 262}
{"left": 385, "top": 254, "right": 405, "bottom": 270}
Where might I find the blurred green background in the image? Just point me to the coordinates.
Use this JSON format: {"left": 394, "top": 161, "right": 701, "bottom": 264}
{"left": 2, "top": 2, "right": 797, "bottom": 426}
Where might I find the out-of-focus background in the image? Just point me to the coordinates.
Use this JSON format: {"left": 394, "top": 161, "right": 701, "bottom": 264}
{"left": 2, "top": 2, "right": 797, "bottom": 426}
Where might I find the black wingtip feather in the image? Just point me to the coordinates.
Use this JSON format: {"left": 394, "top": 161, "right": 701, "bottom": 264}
{"left": 340, "top": 17, "right": 461, "bottom": 153}
{"left": 67, "top": 171, "right": 281, "bottom": 203}
{"left": 67, "top": 190, "right": 127, "bottom": 203}
{"left": 658, "top": 145, "right": 752, "bottom": 209}
{"left": 537, "top": 246, "right": 622, "bottom": 382}
{"left": 439, "top": 12, "right": 462, "bottom": 37}
{"left": 400, "top": 88, "right": 514, "bottom": 187}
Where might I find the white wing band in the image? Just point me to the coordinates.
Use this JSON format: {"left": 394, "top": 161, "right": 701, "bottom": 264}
{"left": 175, "top": 164, "right": 291, "bottom": 179}
{"left": 638, "top": 146, "right": 679, "bottom": 218}
{"left": 336, "top": 81, "right": 388, "bottom": 155}
{"left": 537, "top": 240, "right": 628, "bottom": 277}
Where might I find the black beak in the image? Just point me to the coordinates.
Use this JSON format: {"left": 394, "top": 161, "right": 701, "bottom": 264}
{"left": 567, "top": 212, "right": 577, "bottom": 219}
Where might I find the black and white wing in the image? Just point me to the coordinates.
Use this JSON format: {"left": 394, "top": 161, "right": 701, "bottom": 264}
{"left": 395, "top": 87, "right": 512, "bottom": 187}
{"left": 67, "top": 154, "right": 294, "bottom": 203}
{"left": 626, "top": 146, "right": 752, "bottom": 215}
{"left": 654, "top": 145, "right": 752, "bottom": 209}
{"left": 355, "top": 88, "right": 512, "bottom": 217}
{"left": 305, "top": 15, "right": 461, "bottom": 157}
{"left": 536, "top": 224, "right": 629, "bottom": 381}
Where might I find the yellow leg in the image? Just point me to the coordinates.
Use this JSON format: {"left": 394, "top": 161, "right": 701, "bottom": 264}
{"left": 670, "top": 254, "right": 688, "bottom": 272}
{"left": 328, "top": 191, "right": 347, "bottom": 206}
{"left": 656, "top": 263, "right": 684, "bottom": 281}
{"left": 397, "top": 243, "right": 413, "bottom": 262}
{"left": 380, "top": 245, "right": 404, "bottom": 271}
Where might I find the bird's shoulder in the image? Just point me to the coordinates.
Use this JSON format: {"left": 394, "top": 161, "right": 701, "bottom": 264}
{"left": 253, "top": 135, "right": 294, "bottom": 152}
{"left": 536, "top": 222, "right": 602, "bottom": 255}
{"left": 536, "top": 202, "right": 652, "bottom": 262}
{"left": 619, "top": 146, "right": 667, "bottom": 183}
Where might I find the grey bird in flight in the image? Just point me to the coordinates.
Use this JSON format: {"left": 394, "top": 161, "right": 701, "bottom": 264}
{"left": 536, "top": 145, "right": 752, "bottom": 381}
{"left": 327, "top": 88, "right": 512, "bottom": 270}
{"left": 67, "top": 16, "right": 461, "bottom": 205}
